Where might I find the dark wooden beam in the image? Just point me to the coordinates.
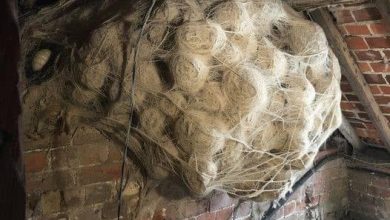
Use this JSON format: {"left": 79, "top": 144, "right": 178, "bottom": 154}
{"left": 286, "top": 0, "right": 366, "bottom": 11}
{"left": 310, "top": 8, "right": 390, "bottom": 152}
{"left": 339, "top": 115, "right": 366, "bottom": 152}
{"left": 376, "top": 0, "right": 390, "bottom": 30}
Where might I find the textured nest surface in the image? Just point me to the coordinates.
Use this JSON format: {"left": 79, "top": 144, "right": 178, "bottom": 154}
{"left": 20, "top": 0, "right": 342, "bottom": 202}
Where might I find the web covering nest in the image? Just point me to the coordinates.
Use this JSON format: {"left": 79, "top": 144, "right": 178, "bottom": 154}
{"left": 20, "top": 0, "right": 342, "bottom": 202}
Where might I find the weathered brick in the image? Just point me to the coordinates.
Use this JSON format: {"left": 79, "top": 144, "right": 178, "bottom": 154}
{"left": 70, "top": 207, "right": 102, "bottom": 220}
{"left": 354, "top": 50, "right": 382, "bottom": 61}
{"left": 210, "top": 191, "right": 237, "bottom": 212}
{"left": 357, "top": 62, "right": 372, "bottom": 72}
{"left": 26, "top": 170, "right": 76, "bottom": 193}
{"left": 344, "top": 24, "right": 371, "bottom": 35}
{"left": 50, "top": 147, "right": 78, "bottom": 170}
{"left": 184, "top": 199, "right": 209, "bottom": 217}
{"left": 215, "top": 206, "right": 234, "bottom": 220}
{"left": 369, "top": 23, "right": 388, "bottom": 35}
{"left": 85, "top": 183, "right": 113, "bottom": 205}
{"left": 374, "top": 95, "right": 390, "bottom": 105}
{"left": 345, "top": 36, "right": 368, "bottom": 49}
{"left": 345, "top": 94, "right": 359, "bottom": 102}
{"left": 342, "top": 110, "right": 356, "bottom": 118}
{"left": 234, "top": 201, "right": 252, "bottom": 218}
{"left": 78, "top": 143, "right": 110, "bottom": 166}
{"left": 72, "top": 126, "right": 108, "bottom": 146}
{"left": 370, "top": 85, "right": 382, "bottom": 95}
{"left": 351, "top": 122, "right": 366, "bottom": 128}
{"left": 352, "top": 7, "right": 382, "bottom": 22}
{"left": 379, "top": 86, "right": 390, "bottom": 94}
{"left": 62, "top": 188, "right": 85, "bottom": 210}
{"left": 371, "top": 63, "right": 390, "bottom": 72}
{"left": 340, "top": 102, "right": 355, "bottom": 110}
{"left": 340, "top": 83, "right": 353, "bottom": 93}
{"left": 366, "top": 37, "right": 390, "bottom": 49}
{"left": 78, "top": 163, "right": 122, "bottom": 185}
{"left": 101, "top": 201, "right": 126, "bottom": 219}
{"left": 24, "top": 151, "right": 48, "bottom": 173}
{"left": 41, "top": 191, "right": 61, "bottom": 215}
{"left": 332, "top": 10, "right": 355, "bottom": 24}
{"left": 363, "top": 74, "right": 387, "bottom": 84}
{"left": 197, "top": 212, "right": 216, "bottom": 220}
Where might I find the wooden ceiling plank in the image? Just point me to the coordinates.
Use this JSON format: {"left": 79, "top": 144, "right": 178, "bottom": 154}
{"left": 310, "top": 8, "right": 390, "bottom": 152}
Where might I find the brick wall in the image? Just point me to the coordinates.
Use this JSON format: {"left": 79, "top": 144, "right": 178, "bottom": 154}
{"left": 138, "top": 151, "right": 349, "bottom": 220}
{"left": 347, "top": 166, "right": 390, "bottom": 219}
{"left": 328, "top": 1, "right": 390, "bottom": 146}
{"left": 24, "top": 127, "right": 142, "bottom": 220}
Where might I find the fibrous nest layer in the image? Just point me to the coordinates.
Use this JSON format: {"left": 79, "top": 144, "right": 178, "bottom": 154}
{"left": 21, "top": 0, "right": 342, "bottom": 202}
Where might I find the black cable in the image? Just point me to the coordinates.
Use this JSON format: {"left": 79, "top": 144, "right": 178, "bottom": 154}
{"left": 261, "top": 152, "right": 341, "bottom": 220}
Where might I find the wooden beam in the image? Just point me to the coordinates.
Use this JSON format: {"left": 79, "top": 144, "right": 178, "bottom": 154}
{"left": 285, "top": 0, "right": 366, "bottom": 11}
{"left": 376, "top": 0, "right": 390, "bottom": 30}
{"left": 310, "top": 8, "right": 390, "bottom": 152}
{"left": 339, "top": 115, "right": 366, "bottom": 152}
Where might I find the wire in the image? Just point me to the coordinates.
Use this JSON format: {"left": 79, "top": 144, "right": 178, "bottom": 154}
{"left": 117, "top": 0, "right": 157, "bottom": 219}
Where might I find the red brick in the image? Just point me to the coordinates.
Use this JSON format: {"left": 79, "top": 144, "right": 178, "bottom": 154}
{"left": 354, "top": 103, "right": 365, "bottom": 111}
{"left": 369, "top": 23, "right": 389, "bottom": 35}
{"left": 386, "top": 75, "right": 390, "bottom": 84}
{"left": 78, "top": 163, "right": 122, "bottom": 185}
{"left": 384, "top": 50, "right": 390, "bottom": 59}
{"left": 197, "top": 212, "right": 216, "bottom": 220}
{"left": 351, "top": 122, "right": 366, "bottom": 128}
{"left": 340, "top": 102, "right": 355, "bottom": 110}
{"left": 337, "top": 25, "right": 348, "bottom": 36}
{"left": 342, "top": 110, "right": 356, "bottom": 118}
{"left": 332, "top": 10, "right": 355, "bottom": 24}
{"left": 344, "top": 24, "right": 371, "bottom": 35}
{"left": 345, "top": 36, "right": 368, "bottom": 49}
{"left": 50, "top": 147, "right": 78, "bottom": 170}
{"left": 345, "top": 94, "right": 359, "bottom": 102}
{"left": 363, "top": 74, "right": 387, "bottom": 84}
{"left": 352, "top": 7, "right": 382, "bottom": 22}
{"left": 215, "top": 207, "right": 234, "bottom": 219}
{"left": 357, "top": 62, "right": 372, "bottom": 72}
{"left": 354, "top": 50, "right": 382, "bottom": 61}
{"left": 379, "top": 86, "right": 390, "bottom": 94}
{"left": 370, "top": 63, "right": 390, "bottom": 72}
{"left": 370, "top": 85, "right": 382, "bottom": 95}
{"left": 341, "top": 83, "right": 353, "bottom": 93}
{"left": 374, "top": 96, "right": 390, "bottom": 105}
{"left": 364, "top": 123, "right": 375, "bottom": 129}
{"left": 26, "top": 170, "right": 76, "bottom": 193}
{"left": 210, "top": 192, "right": 237, "bottom": 212}
{"left": 380, "top": 105, "right": 390, "bottom": 113}
{"left": 368, "top": 185, "right": 390, "bottom": 198}
{"left": 235, "top": 202, "right": 251, "bottom": 218}
{"left": 366, "top": 37, "right": 390, "bottom": 49}
{"left": 355, "top": 127, "right": 367, "bottom": 137}
{"left": 357, "top": 112, "right": 370, "bottom": 120}
{"left": 24, "top": 151, "right": 48, "bottom": 173}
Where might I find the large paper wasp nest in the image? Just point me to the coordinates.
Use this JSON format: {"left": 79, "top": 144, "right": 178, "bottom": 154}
{"left": 21, "top": 0, "right": 342, "bottom": 202}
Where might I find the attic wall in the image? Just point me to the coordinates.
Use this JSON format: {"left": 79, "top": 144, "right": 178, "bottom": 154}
{"left": 24, "top": 128, "right": 139, "bottom": 219}
{"left": 329, "top": 1, "right": 390, "bottom": 146}
{"left": 24, "top": 138, "right": 350, "bottom": 220}
{"left": 347, "top": 169, "right": 390, "bottom": 220}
